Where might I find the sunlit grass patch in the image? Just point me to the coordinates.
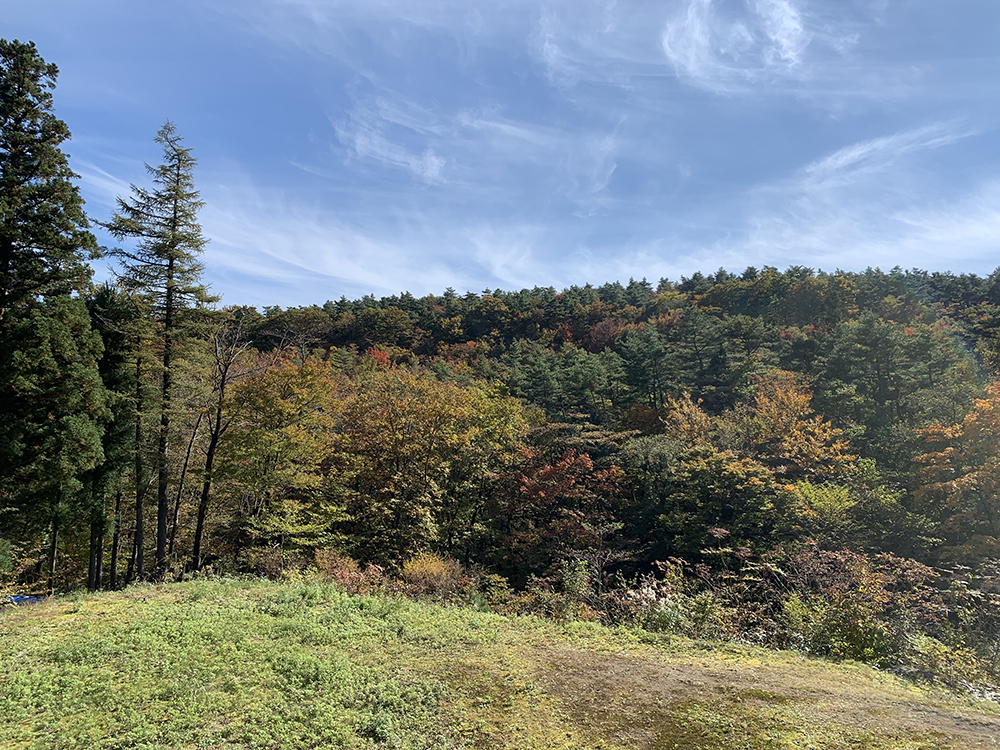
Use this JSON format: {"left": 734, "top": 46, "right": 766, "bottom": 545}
{"left": 1, "top": 579, "right": 998, "bottom": 749}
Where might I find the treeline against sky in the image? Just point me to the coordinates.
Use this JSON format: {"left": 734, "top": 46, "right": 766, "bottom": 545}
{"left": 236, "top": 265, "right": 1000, "bottom": 574}
{"left": 5, "top": 37, "right": 1000, "bottom": 605}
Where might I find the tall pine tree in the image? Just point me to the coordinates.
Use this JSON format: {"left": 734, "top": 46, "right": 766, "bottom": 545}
{"left": 103, "top": 121, "right": 214, "bottom": 577}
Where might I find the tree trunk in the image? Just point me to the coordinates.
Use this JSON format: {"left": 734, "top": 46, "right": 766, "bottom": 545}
{"left": 156, "top": 259, "right": 175, "bottom": 576}
{"left": 87, "top": 514, "right": 106, "bottom": 592}
{"left": 134, "top": 352, "right": 146, "bottom": 581}
{"left": 125, "top": 528, "right": 136, "bottom": 585}
{"left": 95, "top": 517, "right": 105, "bottom": 590}
{"left": 169, "top": 412, "right": 203, "bottom": 558}
{"left": 47, "top": 511, "right": 59, "bottom": 595}
{"left": 109, "top": 488, "right": 122, "bottom": 589}
{"left": 192, "top": 395, "right": 226, "bottom": 571}
{"left": 155, "top": 402, "right": 170, "bottom": 574}
{"left": 88, "top": 516, "right": 99, "bottom": 592}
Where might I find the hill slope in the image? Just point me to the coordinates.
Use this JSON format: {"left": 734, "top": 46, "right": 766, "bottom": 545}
{"left": 1, "top": 579, "right": 998, "bottom": 749}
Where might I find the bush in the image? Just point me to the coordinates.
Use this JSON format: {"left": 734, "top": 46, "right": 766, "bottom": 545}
{"left": 589, "top": 545, "right": 1000, "bottom": 690}
{"left": 241, "top": 547, "right": 311, "bottom": 579}
{"left": 477, "top": 573, "right": 513, "bottom": 606}
{"left": 500, "top": 559, "right": 602, "bottom": 622}
{"left": 314, "top": 549, "right": 385, "bottom": 595}
{"left": 400, "top": 553, "right": 471, "bottom": 601}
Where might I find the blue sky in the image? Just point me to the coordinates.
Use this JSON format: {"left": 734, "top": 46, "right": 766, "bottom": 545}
{"left": 5, "top": 0, "right": 1000, "bottom": 306}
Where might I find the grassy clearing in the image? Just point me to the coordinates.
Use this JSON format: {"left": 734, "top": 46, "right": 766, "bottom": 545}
{"left": 1, "top": 579, "right": 998, "bottom": 749}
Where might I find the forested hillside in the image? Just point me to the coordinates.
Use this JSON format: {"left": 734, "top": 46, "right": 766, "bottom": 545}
{"left": 4, "top": 39, "right": 1000, "bottom": 686}
{"left": 230, "top": 264, "right": 1000, "bottom": 572}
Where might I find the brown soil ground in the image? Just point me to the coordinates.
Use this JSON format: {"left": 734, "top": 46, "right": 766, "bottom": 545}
{"left": 530, "top": 644, "right": 1000, "bottom": 749}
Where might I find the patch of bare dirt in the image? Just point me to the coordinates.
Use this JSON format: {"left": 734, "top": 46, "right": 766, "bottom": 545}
{"left": 530, "top": 645, "right": 1000, "bottom": 749}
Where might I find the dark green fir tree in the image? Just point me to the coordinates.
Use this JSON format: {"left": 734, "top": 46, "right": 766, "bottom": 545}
{"left": 0, "top": 39, "right": 108, "bottom": 591}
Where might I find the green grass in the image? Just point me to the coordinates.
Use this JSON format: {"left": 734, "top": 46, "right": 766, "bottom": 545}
{"left": 1, "top": 579, "right": 998, "bottom": 749}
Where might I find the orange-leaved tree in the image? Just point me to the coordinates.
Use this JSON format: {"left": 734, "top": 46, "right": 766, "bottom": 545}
{"left": 487, "top": 447, "right": 624, "bottom": 584}
{"left": 914, "top": 383, "right": 1000, "bottom": 561}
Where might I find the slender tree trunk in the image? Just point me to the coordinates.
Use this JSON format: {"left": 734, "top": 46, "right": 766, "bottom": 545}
{"left": 125, "top": 528, "right": 136, "bottom": 585}
{"left": 169, "top": 411, "right": 203, "bottom": 559}
{"left": 47, "top": 511, "right": 59, "bottom": 595}
{"left": 192, "top": 408, "right": 223, "bottom": 571}
{"left": 87, "top": 474, "right": 99, "bottom": 592}
{"left": 87, "top": 513, "right": 106, "bottom": 592}
{"left": 155, "top": 391, "right": 170, "bottom": 574}
{"left": 95, "top": 518, "right": 105, "bottom": 590}
{"left": 109, "top": 488, "right": 122, "bottom": 589}
{"left": 156, "top": 260, "right": 176, "bottom": 576}
{"left": 134, "top": 352, "right": 146, "bottom": 581}
{"left": 88, "top": 516, "right": 99, "bottom": 592}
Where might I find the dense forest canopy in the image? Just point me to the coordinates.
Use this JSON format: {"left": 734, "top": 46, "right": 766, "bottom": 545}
{"left": 4, "top": 39, "right": 1000, "bottom": 643}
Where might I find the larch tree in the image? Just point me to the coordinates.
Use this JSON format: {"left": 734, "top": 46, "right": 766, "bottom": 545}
{"left": 0, "top": 39, "right": 108, "bottom": 591}
{"left": 102, "top": 121, "right": 214, "bottom": 577}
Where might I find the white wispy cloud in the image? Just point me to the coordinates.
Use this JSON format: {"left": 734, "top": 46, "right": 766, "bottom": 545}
{"left": 754, "top": 0, "right": 811, "bottom": 67}
{"left": 465, "top": 224, "right": 549, "bottom": 290}
{"left": 335, "top": 112, "right": 447, "bottom": 184}
{"left": 60, "top": 0, "right": 1000, "bottom": 307}
{"left": 193, "top": 172, "right": 577, "bottom": 304}
{"left": 736, "top": 122, "right": 996, "bottom": 272}
{"left": 801, "top": 122, "right": 973, "bottom": 186}
{"left": 193, "top": 168, "right": 673, "bottom": 304}
{"left": 661, "top": 0, "right": 813, "bottom": 92}
{"left": 124, "top": 116, "right": 1000, "bottom": 308}
{"left": 326, "top": 86, "right": 625, "bottom": 212}
{"left": 200, "top": 185, "right": 457, "bottom": 301}
{"left": 73, "top": 159, "right": 135, "bottom": 211}
{"left": 224, "top": 0, "right": 909, "bottom": 109}
{"left": 220, "top": 0, "right": 531, "bottom": 63}
{"left": 657, "top": 0, "right": 897, "bottom": 96}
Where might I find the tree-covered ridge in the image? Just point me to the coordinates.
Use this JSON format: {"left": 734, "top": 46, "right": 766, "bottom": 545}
{"left": 263, "top": 264, "right": 989, "bottom": 476}
{"left": 55, "top": 260, "right": 994, "bottom": 587}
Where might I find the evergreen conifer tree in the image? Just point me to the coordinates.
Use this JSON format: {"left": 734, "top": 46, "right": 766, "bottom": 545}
{"left": 0, "top": 39, "right": 95, "bottom": 317}
{"left": 0, "top": 39, "right": 107, "bottom": 590}
{"left": 84, "top": 284, "right": 139, "bottom": 590}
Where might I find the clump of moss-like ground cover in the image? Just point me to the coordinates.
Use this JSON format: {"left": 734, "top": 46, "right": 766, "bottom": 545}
{"left": 1, "top": 579, "right": 998, "bottom": 749}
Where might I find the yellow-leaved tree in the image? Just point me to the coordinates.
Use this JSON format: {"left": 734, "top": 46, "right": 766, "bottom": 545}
{"left": 339, "top": 366, "right": 527, "bottom": 566}
{"left": 714, "top": 369, "right": 855, "bottom": 481}
{"left": 217, "top": 355, "right": 348, "bottom": 573}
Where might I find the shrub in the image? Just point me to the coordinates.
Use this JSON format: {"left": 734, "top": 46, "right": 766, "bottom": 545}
{"left": 239, "top": 547, "right": 306, "bottom": 579}
{"left": 314, "top": 549, "right": 385, "bottom": 595}
{"left": 477, "top": 573, "right": 513, "bottom": 606}
{"left": 500, "top": 560, "right": 600, "bottom": 622}
{"left": 400, "top": 553, "right": 471, "bottom": 601}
